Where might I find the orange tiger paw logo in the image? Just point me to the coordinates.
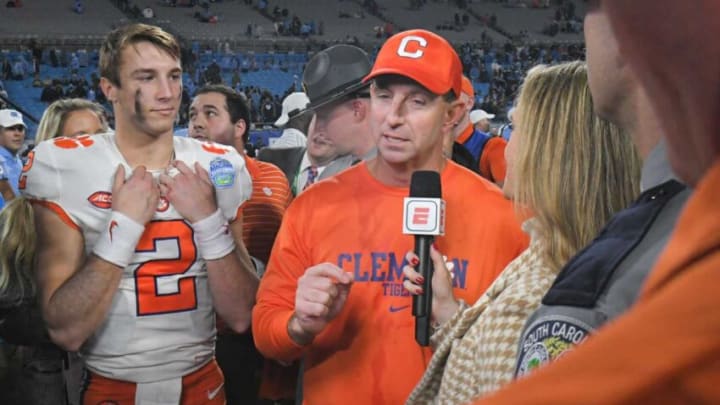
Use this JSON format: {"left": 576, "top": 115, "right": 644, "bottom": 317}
{"left": 201, "top": 142, "right": 229, "bottom": 155}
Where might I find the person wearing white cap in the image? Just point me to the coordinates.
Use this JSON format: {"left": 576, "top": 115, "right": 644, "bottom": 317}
{"left": 470, "top": 109, "right": 495, "bottom": 133}
{"left": 269, "top": 92, "right": 311, "bottom": 149}
{"left": 0, "top": 108, "right": 27, "bottom": 209}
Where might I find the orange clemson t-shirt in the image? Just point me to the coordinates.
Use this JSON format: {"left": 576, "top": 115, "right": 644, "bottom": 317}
{"left": 253, "top": 161, "right": 528, "bottom": 405}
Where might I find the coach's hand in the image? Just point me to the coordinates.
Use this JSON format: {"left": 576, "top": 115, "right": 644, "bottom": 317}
{"left": 288, "top": 263, "right": 354, "bottom": 345}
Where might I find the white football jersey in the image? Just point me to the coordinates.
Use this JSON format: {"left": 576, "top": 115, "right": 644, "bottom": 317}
{"left": 21, "top": 133, "right": 252, "bottom": 383}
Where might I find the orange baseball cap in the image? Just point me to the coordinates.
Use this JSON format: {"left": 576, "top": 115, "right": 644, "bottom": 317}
{"left": 461, "top": 75, "right": 474, "bottom": 100}
{"left": 363, "top": 29, "right": 462, "bottom": 97}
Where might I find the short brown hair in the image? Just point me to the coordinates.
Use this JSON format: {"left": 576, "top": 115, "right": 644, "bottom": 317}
{"left": 195, "top": 84, "right": 251, "bottom": 142}
{"left": 99, "top": 23, "right": 181, "bottom": 87}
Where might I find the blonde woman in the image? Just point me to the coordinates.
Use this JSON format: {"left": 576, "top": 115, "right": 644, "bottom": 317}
{"left": 34, "top": 98, "right": 109, "bottom": 142}
{"left": 0, "top": 98, "right": 108, "bottom": 405}
{"left": 403, "top": 61, "right": 641, "bottom": 404}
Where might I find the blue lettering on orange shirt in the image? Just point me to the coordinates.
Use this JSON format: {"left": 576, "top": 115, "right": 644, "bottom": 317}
{"left": 337, "top": 252, "right": 469, "bottom": 295}
{"left": 371, "top": 252, "right": 386, "bottom": 281}
{"left": 452, "top": 259, "right": 469, "bottom": 289}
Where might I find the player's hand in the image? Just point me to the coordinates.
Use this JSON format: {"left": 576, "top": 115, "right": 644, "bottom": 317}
{"left": 158, "top": 160, "right": 217, "bottom": 223}
{"left": 289, "top": 263, "right": 353, "bottom": 344}
{"left": 402, "top": 245, "right": 459, "bottom": 326}
{"left": 111, "top": 165, "right": 159, "bottom": 225}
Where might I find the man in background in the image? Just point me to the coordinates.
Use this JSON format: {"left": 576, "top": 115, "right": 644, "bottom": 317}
{"left": 449, "top": 77, "right": 506, "bottom": 186}
{"left": 269, "top": 92, "right": 312, "bottom": 149}
{"left": 0, "top": 108, "right": 26, "bottom": 210}
{"left": 470, "top": 109, "right": 507, "bottom": 187}
{"left": 303, "top": 44, "right": 376, "bottom": 163}
{"left": 189, "top": 84, "right": 293, "bottom": 404}
{"left": 471, "top": 1, "right": 720, "bottom": 402}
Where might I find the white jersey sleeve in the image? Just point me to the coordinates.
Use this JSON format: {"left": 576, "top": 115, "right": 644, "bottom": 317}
{"left": 20, "top": 137, "right": 85, "bottom": 228}
{"left": 21, "top": 141, "right": 59, "bottom": 199}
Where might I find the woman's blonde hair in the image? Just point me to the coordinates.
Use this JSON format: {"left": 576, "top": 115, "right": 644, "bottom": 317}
{"left": 35, "top": 98, "right": 108, "bottom": 143}
{"left": 0, "top": 198, "right": 36, "bottom": 300}
{"left": 511, "top": 61, "right": 641, "bottom": 272}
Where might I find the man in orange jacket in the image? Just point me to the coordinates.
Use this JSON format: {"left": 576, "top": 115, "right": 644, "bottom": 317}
{"left": 471, "top": 0, "right": 720, "bottom": 403}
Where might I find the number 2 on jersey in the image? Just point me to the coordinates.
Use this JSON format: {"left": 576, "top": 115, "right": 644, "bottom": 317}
{"left": 135, "top": 220, "right": 198, "bottom": 316}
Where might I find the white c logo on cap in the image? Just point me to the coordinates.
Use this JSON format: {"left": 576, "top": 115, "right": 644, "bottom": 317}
{"left": 397, "top": 36, "right": 427, "bottom": 59}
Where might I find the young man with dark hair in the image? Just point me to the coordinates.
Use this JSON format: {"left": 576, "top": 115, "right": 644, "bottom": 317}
{"left": 190, "top": 83, "right": 293, "bottom": 404}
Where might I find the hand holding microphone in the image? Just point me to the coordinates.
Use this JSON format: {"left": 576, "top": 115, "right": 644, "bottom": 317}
{"left": 402, "top": 247, "right": 460, "bottom": 329}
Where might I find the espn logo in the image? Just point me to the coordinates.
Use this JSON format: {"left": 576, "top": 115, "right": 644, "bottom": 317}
{"left": 412, "top": 207, "right": 431, "bottom": 225}
{"left": 402, "top": 198, "right": 445, "bottom": 235}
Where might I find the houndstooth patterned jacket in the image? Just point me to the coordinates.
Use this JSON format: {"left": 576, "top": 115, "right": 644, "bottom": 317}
{"left": 406, "top": 221, "right": 559, "bottom": 404}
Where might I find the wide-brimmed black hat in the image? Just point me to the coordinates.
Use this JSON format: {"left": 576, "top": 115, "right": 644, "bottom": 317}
{"left": 302, "top": 44, "right": 372, "bottom": 111}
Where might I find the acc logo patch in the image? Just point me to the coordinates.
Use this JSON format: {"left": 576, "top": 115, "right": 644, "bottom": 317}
{"left": 88, "top": 191, "right": 113, "bottom": 209}
{"left": 209, "top": 157, "right": 235, "bottom": 189}
{"left": 515, "top": 316, "right": 591, "bottom": 377}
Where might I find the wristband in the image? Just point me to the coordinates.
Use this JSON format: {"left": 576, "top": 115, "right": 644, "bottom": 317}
{"left": 93, "top": 211, "right": 146, "bottom": 268}
{"left": 192, "top": 208, "right": 235, "bottom": 260}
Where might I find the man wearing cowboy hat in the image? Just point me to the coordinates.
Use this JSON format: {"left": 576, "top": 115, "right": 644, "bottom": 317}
{"left": 258, "top": 44, "right": 374, "bottom": 195}
{"left": 302, "top": 44, "right": 376, "bottom": 163}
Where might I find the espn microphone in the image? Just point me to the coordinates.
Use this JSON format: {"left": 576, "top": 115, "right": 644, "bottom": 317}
{"left": 402, "top": 171, "right": 445, "bottom": 346}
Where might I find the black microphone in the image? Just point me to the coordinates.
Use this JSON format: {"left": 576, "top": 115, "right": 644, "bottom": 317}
{"left": 403, "top": 171, "right": 445, "bottom": 346}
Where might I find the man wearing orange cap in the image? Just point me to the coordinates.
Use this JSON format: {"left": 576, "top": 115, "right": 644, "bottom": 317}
{"left": 450, "top": 76, "right": 507, "bottom": 186}
{"left": 444, "top": 77, "right": 481, "bottom": 174}
{"left": 252, "top": 29, "right": 528, "bottom": 404}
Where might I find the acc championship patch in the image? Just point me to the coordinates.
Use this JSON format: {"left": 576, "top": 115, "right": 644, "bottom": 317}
{"left": 209, "top": 157, "right": 235, "bottom": 189}
{"left": 515, "top": 316, "right": 591, "bottom": 377}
